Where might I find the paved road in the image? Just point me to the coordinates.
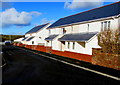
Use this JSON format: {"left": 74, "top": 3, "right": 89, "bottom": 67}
{"left": 2, "top": 45, "right": 120, "bottom": 85}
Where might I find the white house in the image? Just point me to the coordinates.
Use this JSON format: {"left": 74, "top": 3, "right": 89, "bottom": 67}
{"left": 14, "top": 37, "right": 24, "bottom": 43}
{"left": 22, "top": 23, "right": 51, "bottom": 45}
{"left": 45, "top": 2, "right": 120, "bottom": 55}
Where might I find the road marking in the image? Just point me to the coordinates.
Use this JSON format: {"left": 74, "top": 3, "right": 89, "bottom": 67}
{"left": 17, "top": 47, "right": 120, "bottom": 81}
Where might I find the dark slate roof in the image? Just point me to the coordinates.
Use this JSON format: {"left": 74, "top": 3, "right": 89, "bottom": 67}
{"left": 48, "top": 2, "right": 120, "bottom": 29}
{"left": 45, "top": 35, "right": 58, "bottom": 41}
{"left": 58, "top": 32, "right": 98, "bottom": 42}
{"left": 22, "top": 37, "right": 28, "bottom": 41}
{"left": 26, "top": 36, "right": 35, "bottom": 41}
{"left": 26, "top": 23, "right": 49, "bottom": 34}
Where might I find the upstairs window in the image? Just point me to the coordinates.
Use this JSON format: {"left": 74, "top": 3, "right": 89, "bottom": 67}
{"left": 49, "top": 30, "right": 51, "bottom": 35}
{"left": 62, "top": 28, "right": 66, "bottom": 34}
{"left": 108, "top": 21, "right": 111, "bottom": 29}
{"left": 87, "top": 24, "right": 89, "bottom": 32}
{"left": 104, "top": 21, "right": 107, "bottom": 30}
{"left": 101, "top": 22, "right": 104, "bottom": 31}
{"left": 101, "top": 21, "right": 111, "bottom": 31}
{"left": 71, "top": 26, "right": 73, "bottom": 32}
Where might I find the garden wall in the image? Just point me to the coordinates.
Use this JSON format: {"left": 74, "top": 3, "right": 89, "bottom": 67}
{"left": 50, "top": 50, "right": 92, "bottom": 63}
{"left": 92, "top": 48, "right": 120, "bottom": 70}
{"left": 14, "top": 44, "right": 120, "bottom": 70}
{"left": 14, "top": 43, "right": 92, "bottom": 63}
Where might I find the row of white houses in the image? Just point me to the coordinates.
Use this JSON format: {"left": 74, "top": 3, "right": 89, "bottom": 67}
{"left": 15, "top": 2, "right": 120, "bottom": 56}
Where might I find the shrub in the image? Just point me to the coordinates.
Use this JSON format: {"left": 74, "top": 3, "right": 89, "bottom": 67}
{"left": 98, "top": 29, "right": 120, "bottom": 54}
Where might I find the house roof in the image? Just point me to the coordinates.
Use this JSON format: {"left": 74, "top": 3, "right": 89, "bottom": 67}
{"left": 26, "top": 23, "right": 49, "bottom": 34}
{"left": 45, "top": 35, "right": 59, "bottom": 41}
{"left": 58, "top": 32, "right": 98, "bottom": 42}
{"left": 26, "top": 36, "right": 35, "bottom": 41}
{"left": 22, "top": 37, "right": 29, "bottom": 41}
{"left": 48, "top": 2, "right": 120, "bottom": 29}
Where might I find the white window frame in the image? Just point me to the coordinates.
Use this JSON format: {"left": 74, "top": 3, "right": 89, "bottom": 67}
{"left": 68, "top": 42, "right": 70, "bottom": 49}
{"left": 73, "top": 42, "right": 75, "bottom": 50}
{"left": 101, "top": 21, "right": 111, "bottom": 31}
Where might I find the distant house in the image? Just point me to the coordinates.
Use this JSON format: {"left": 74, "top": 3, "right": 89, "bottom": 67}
{"left": 45, "top": 2, "right": 120, "bottom": 55}
{"left": 22, "top": 23, "right": 51, "bottom": 45}
{"left": 14, "top": 37, "right": 24, "bottom": 43}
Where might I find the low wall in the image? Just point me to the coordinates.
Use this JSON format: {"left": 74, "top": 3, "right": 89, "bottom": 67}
{"left": 92, "top": 48, "right": 120, "bottom": 70}
{"left": 13, "top": 43, "right": 24, "bottom": 47}
{"left": 14, "top": 43, "right": 92, "bottom": 63}
{"left": 13, "top": 43, "right": 120, "bottom": 70}
{"left": 52, "top": 50, "right": 92, "bottom": 63}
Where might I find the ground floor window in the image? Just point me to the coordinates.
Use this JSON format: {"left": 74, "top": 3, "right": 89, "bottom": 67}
{"left": 32, "top": 41, "right": 34, "bottom": 44}
{"left": 38, "top": 43, "right": 44, "bottom": 46}
{"left": 68, "top": 42, "right": 70, "bottom": 49}
{"left": 73, "top": 42, "right": 75, "bottom": 49}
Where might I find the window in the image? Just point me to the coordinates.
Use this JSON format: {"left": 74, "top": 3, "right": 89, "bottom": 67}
{"left": 49, "top": 30, "right": 51, "bottom": 35}
{"left": 32, "top": 41, "right": 34, "bottom": 44}
{"left": 62, "top": 28, "right": 66, "bottom": 34}
{"left": 38, "top": 43, "right": 44, "bottom": 46}
{"left": 73, "top": 42, "right": 75, "bottom": 49}
{"left": 101, "top": 22, "right": 103, "bottom": 31}
{"left": 87, "top": 24, "right": 89, "bottom": 32}
{"left": 71, "top": 26, "right": 73, "bottom": 32}
{"left": 68, "top": 42, "right": 70, "bottom": 49}
{"left": 108, "top": 21, "right": 111, "bottom": 29}
{"left": 104, "top": 21, "right": 107, "bottom": 30}
{"left": 101, "top": 21, "right": 111, "bottom": 31}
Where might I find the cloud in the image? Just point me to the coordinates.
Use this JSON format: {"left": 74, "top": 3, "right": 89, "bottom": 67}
{"left": 40, "top": 18, "right": 55, "bottom": 24}
{"left": 30, "top": 11, "right": 42, "bottom": 16}
{"left": 64, "top": 0, "right": 104, "bottom": 10}
{"left": 0, "top": 8, "right": 42, "bottom": 28}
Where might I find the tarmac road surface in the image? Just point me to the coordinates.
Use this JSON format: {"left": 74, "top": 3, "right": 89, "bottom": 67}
{"left": 2, "top": 45, "right": 120, "bottom": 85}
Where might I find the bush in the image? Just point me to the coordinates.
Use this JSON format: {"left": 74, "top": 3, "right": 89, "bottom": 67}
{"left": 98, "top": 29, "right": 120, "bottom": 54}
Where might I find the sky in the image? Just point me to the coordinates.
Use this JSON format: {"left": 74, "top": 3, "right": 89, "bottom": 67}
{"left": 0, "top": 0, "right": 119, "bottom": 35}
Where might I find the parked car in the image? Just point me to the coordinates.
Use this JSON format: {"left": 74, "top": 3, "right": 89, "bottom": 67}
{"left": 4, "top": 40, "right": 11, "bottom": 45}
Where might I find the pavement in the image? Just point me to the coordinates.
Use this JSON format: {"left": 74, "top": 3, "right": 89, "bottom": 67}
{"left": 2, "top": 45, "right": 120, "bottom": 85}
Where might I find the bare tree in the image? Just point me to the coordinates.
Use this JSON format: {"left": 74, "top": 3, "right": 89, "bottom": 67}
{"left": 98, "top": 29, "right": 120, "bottom": 54}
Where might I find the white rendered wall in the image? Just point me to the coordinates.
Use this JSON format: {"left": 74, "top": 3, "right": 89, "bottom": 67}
{"left": 51, "top": 35, "right": 63, "bottom": 50}
{"left": 14, "top": 37, "right": 24, "bottom": 42}
{"left": 35, "top": 27, "right": 49, "bottom": 45}
{"left": 110, "top": 18, "right": 119, "bottom": 29}
{"left": 85, "top": 36, "right": 101, "bottom": 55}
{"left": 52, "top": 39, "right": 61, "bottom": 50}
{"left": 63, "top": 36, "right": 100, "bottom": 55}
{"left": 65, "top": 41, "right": 86, "bottom": 54}
{"left": 24, "top": 24, "right": 51, "bottom": 45}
